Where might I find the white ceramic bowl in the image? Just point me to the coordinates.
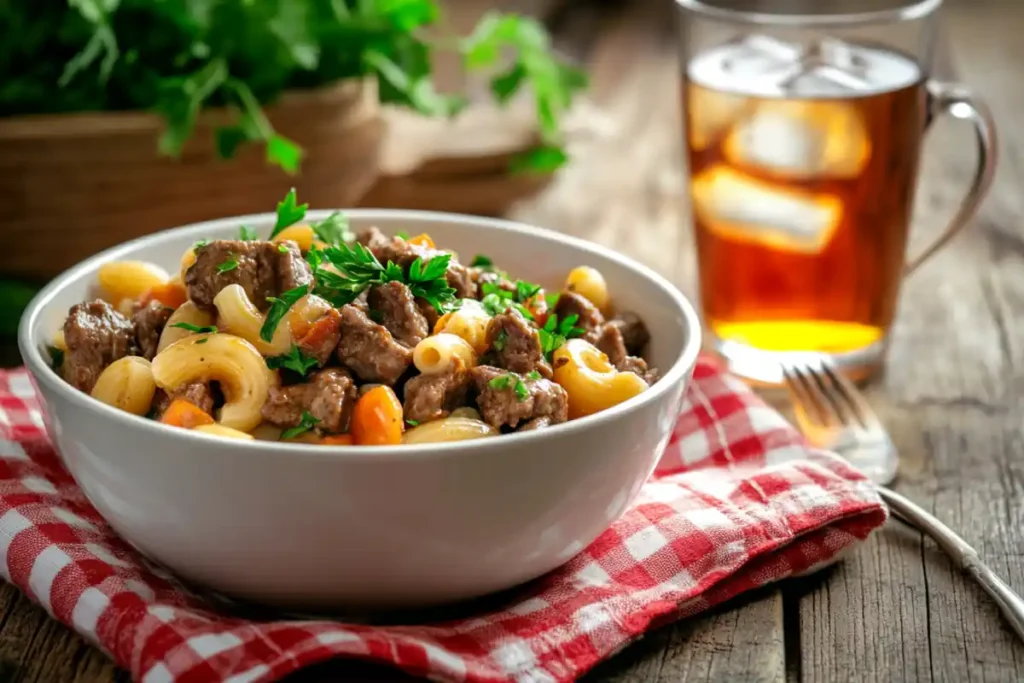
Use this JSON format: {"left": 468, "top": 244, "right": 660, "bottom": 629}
{"left": 18, "top": 210, "right": 701, "bottom": 609}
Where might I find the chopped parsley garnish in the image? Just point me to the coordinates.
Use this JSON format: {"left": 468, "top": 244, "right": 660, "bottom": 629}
{"left": 281, "top": 411, "right": 321, "bottom": 440}
{"left": 406, "top": 255, "right": 457, "bottom": 313}
{"left": 171, "top": 322, "right": 218, "bottom": 334}
{"left": 405, "top": 419, "right": 420, "bottom": 427}
{"left": 47, "top": 346, "right": 64, "bottom": 371}
{"left": 470, "top": 254, "right": 493, "bottom": 269}
{"left": 527, "top": 370, "right": 542, "bottom": 380}
{"left": 196, "top": 338, "right": 209, "bottom": 345}
{"left": 537, "top": 314, "right": 584, "bottom": 360}
{"left": 266, "top": 345, "right": 319, "bottom": 377}
{"left": 216, "top": 255, "right": 239, "bottom": 273}
{"left": 193, "top": 239, "right": 211, "bottom": 250}
{"left": 488, "top": 373, "right": 529, "bottom": 402}
{"left": 493, "top": 328, "right": 509, "bottom": 351}
{"left": 260, "top": 284, "right": 309, "bottom": 342}
{"left": 515, "top": 280, "right": 542, "bottom": 303}
{"left": 545, "top": 292, "right": 561, "bottom": 308}
{"left": 277, "top": 244, "right": 290, "bottom": 253}
{"left": 396, "top": 231, "right": 410, "bottom": 240}
{"left": 271, "top": 188, "right": 308, "bottom": 237}
{"left": 480, "top": 280, "right": 541, "bottom": 318}
{"left": 311, "top": 212, "right": 354, "bottom": 247}
{"left": 239, "top": 225, "right": 259, "bottom": 241}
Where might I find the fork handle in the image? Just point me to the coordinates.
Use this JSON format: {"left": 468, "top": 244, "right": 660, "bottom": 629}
{"left": 878, "top": 486, "right": 1024, "bottom": 643}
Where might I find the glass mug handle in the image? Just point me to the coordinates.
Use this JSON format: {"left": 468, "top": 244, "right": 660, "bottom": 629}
{"left": 904, "top": 81, "right": 999, "bottom": 275}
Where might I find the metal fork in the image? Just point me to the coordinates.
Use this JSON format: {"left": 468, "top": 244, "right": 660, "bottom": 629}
{"left": 782, "top": 359, "right": 1024, "bottom": 644}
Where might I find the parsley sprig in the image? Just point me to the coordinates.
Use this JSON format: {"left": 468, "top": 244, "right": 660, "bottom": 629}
{"left": 311, "top": 212, "right": 354, "bottom": 247}
{"left": 480, "top": 280, "right": 541, "bottom": 319}
{"left": 239, "top": 225, "right": 259, "bottom": 241}
{"left": 488, "top": 373, "right": 529, "bottom": 402}
{"left": 281, "top": 412, "right": 321, "bottom": 440}
{"left": 216, "top": 255, "right": 239, "bottom": 273}
{"left": 271, "top": 188, "right": 307, "bottom": 237}
{"left": 266, "top": 345, "right": 319, "bottom": 378}
{"left": 260, "top": 285, "right": 309, "bottom": 342}
{"left": 538, "top": 314, "right": 585, "bottom": 360}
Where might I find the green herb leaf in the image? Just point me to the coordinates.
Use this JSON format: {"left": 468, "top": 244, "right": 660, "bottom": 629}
{"left": 171, "top": 322, "right": 218, "bottom": 334}
{"left": 281, "top": 411, "right": 322, "bottom": 440}
{"left": 193, "top": 239, "right": 211, "bottom": 250}
{"left": 266, "top": 135, "right": 303, "bottom": 175}
{"left": 239, "top": 225, "right": 259, "bottom": 241}
{"left": 493, "top": 328, "right": 508, "bottom": 351}
{"left": 515, "top": 280, "right": 542, "bottom": 303}
{"left": 405, "top": 419, "right": 420, "bottom": 427}
{"left": 215, "top": 125, "right": 250, "bottom": 160}
{"left": 47, "top": 346, "right": 64, "bottom": 372}
{"left": 513, "top": 377, "right": 529, "bottom": 401}
{"left": 527, "top": 370, "right": 542, "bottom": 380}
{"left": 404, "top": 255, "right": 457, "bottom": 313}
{"left": 277, "top": 244, "right": 290, "bottom": 253}
{"left": 196, "top": 338, "right": 209, "bottom": 345}
{"left": 396, "top": 231, "right": 410, "bottom": 240}
{"left": 266, "top": 345, "right": 319, "bottom": 377}
{"left": 487, "top": 372, "right": 529, "bottom": 402}
{"left": 488, "top": 374, "right": 513, "bottom": 391}
{"left": 272, "top": 188, "right": 308, "bottom": 237}
{"left": 545, "top": 292, "right": 561, "bottom": 309}
{"left": 261, "top": 284, "right": 310, "bottom": 342}
{"left": 470, "top": 254, "right": 493, "bottom": 269}
{"left": 311, "top": 212, "right": 353, "bottom": 247}
{"left": 511, "top": 145, "right": 570, "bottom": 175}
{"left": 216, "top": 255, "right": 239, "bottom": 273}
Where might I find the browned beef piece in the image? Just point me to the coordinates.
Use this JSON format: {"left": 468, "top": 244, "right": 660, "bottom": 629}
{"left": 368, "top": 282, "right": 429, "bottom": 348}
{"left": 593, "top": 323, "right": 659, "bottom": 386}
{"left": 606, "top": 312, "right": 650, "bottom": 356}
{"left": 294, "top": 305, "right": 342, "bottom": 367}
{"left": 336, "top": 305, "right": 413, "bottom": 385}
{"left": 620, "top": 356, "right": 660, "bottom": 385}
{"left": 554, "top": 291, "right": 604, "bottom": 341}
{"left": 261, "top": 368, "right": 357, "bottom": 434}
{"left": 153, "top": 382, "right": 216, "bottom": 417}
{"left": 185, "top": 240, "right": 312, "bottom": 312}
{"left": 470, "top": 365, "right": 568, "bottom": 429}
{"left": 416, "top": 298, "right": 440, "bottom": 331}
{"left": 486, "top": 308, "right": 546, "bottom": 375}
{"left": 403, "top": 359, "right": 471, "bottom": 423}
{"left": 62, "top": 300, "right": 137, "bottom": 393}
{"left": 132, "top": 300, "right": 173, "bottom": 361}
{"left": 362, "top": 231, "right": 477, "bottom": 299}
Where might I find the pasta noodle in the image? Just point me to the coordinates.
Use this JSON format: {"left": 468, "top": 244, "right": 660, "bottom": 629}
{"left": 214, "top": 284, "right": 291, "bottom": 356}
{"left": 90, "top": 356, "right": 157, "bottom": 416}
{"left": 402, "top": 417, "right": 498, "bottom": 444}
{"left": 450, "top": 406, "right": 482, "bottom": 421}
{"left": 193, "top": 424, "right": 255, "bottom": 440}
{"left": 157, "top": 301, "right": 216, "bottom": 353}
{"left": 565, "top": 266, "right": 609, "bottom": 311}
{"left": 98, "top": 261, "right": 170, "bottom": 305}
{"left": 52, "top": 330, "right": 67, "bottom": 352}
{"left": 413, "top": 333, "right": 476, "bottom": 375}
{"left": 433, "top": 299, "right": 491, "bottom": 354}
{"left": 552, "top": 338, "right": 647, "bottom": 419}
{"left": 151, "top": 333, "right": 271, "bottom": 432}
{"left": 180, "top": 247, "right": 197, "bottom": 283}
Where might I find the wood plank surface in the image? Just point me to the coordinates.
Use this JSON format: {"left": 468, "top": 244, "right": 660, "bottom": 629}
{"left": 2, "top": 0, "right": 1024, "bottom": 681}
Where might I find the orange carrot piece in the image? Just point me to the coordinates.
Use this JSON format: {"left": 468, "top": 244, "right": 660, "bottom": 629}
{"left": 407, "top": 233, "right": 435, "bottom": 249}
{"left": 160, "top": 399, "right": 214, "bottom": 429}
{"left": 142, "top": 282, "right": 188, "bottom": 310}
{"left": 350, "top": 386, "right": 403, "bottom": 446}
{"left": 320, "top": 434, "right": 354, "bottom": 446}
{"left": 294, "top": 309, "right": 341, "bottom": 351}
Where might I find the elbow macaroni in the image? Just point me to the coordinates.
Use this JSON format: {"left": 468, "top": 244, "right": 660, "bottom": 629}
{"left": 151, "top": 333, "right": 271, "bottom": 432}
{"left": 402, "top": 417, "right": 498, "bottom": 444}
{"left": 552, "top": 338, "right": 647, "bottom": 419}
{"left": 433, "top": 299, "right": 491, "bottom": 354}
{"left": 413, "top": 333, "right": 476, "bottom": 375}
{"left": 565, "top": 266, "right": 609, "bottom": 312}
{"left": 180, "top": 247, "right": 197, "bottom": 283}
{"left": 90, "top": 356, "right": 157, "bottom": 416}
{"left": 158, "top": 301, "right": 216, "bottom": 353}
{"left": 193, "top": 424, "right": 255, "bottom": 440}
{"left": 98, "top": 261, "right": 170, "bottom": 305}
{"left": 214, "top": 284, "right": 292, "bottom": 356}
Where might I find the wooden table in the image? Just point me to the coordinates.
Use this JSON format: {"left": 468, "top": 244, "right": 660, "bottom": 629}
{"left": 3, "top": 0, "right": 1024, "bottom": 680}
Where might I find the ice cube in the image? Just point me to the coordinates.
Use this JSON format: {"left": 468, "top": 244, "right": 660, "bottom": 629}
{"left": 686, "top": 84, "right": 750, "bottom": 151}
{"left": 724, "top": 100, "right": 870, "bottom": 179}
{"left": 691, "top": 165, "right": 842, "bottom": 253}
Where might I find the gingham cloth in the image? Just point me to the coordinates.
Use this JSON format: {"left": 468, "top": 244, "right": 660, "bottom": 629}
{"left": 0, "top": 357, "right": 886, "bottom": 683}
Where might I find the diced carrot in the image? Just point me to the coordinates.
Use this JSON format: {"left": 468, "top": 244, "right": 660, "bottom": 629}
{"left": 160, "top": 399, "right": 215, "bottom": 429}
{"left": 294, "top": 308, "right": 341, "bottom": 351}
{"left": 350, "top": 386, "right": 403, "bottom": 446}
{"left": 142, "top": 282, "right": 188, "bottom": 310}
{"left": 527, "top": 289, "right": 549, "bottom": 324}
{"left": 407, "top": 233, "right": 435, "bottom": 249}
{"left": 320, "top": 434, "right": 354, "bottom": 446}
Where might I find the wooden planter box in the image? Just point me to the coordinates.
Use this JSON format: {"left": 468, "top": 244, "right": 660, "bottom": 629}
{"left": 0, "top": 81, "right": 384, "bottom": 281}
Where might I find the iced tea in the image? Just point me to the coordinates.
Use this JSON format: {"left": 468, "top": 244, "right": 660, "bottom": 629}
{"left": 686, "top": 36, "right": 927, "bottom": 356}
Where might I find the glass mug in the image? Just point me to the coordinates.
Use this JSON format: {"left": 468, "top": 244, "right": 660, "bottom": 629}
{"left": 677, "top": 0, "right": 997, "bottom": 384}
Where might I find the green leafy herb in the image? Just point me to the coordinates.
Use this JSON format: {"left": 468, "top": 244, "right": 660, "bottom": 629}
{"left": 271, "top": 188, "right": 307, "bottom": 237}
{"left": 527, "top": 370, "right": 542, "bottom": 380}
{"left": 266, "top": 345, "right": 319, "bottom": 377}
{"left": 216, "top": 255, "right": 239, "bottom": 273}
{"left": 277, "top": 244, "right": 290, "bottom": 253}
{"left": 405, "top": 419, "right": 420, "bottom": 427}
{"left": 239, "top": 225, "right": 259, "bottom": 241}
{"left": 368, "top": 309, "right": 385, "bottom": 323}
{"left": 488, "top": 373, "right": 528, "bottom": 402}
{"left": 470, "top": 254, "right": 493, "bottom": 269}
{"left": 193, "top": 239, "right": 211, "bottom": 250}
{"left": 493, "top": 328, "right": 508, "bottom": 351}
{"left": 47, "top": 346, "right": 64, "bottom": 372}
{"left": 170, "top": 322, "right": 218, "bottom": 334}
{"left": 396, "top": 231, "right": 410, "bottom": 240}
{"left": 196, "top": 338, "right": 209, "bottom": 345}
{"left": 514, "top": 378, "right": 529, "bottom": 401}
{"left": 311, "top": 212, "right": 353, "bottom": 247}
{"left": 515, "top": 280, "right": 542, "bottom": 303}
{"left": 406, "top": 256, "right": 457, "bottom": 313}
{"left": 537, "top": 313, "right": 584, "bottom": 360}
{"left": 281, "top": 411, "right": 321, "bottom": 440}
{"left": 545, "top": 292, "right": 561, "bottom": 309}
{"left": 512, "top": 303, "right": 535, "bottom": 320}
{"left": 261, "top": 284, "right": 310, "bottom": 342}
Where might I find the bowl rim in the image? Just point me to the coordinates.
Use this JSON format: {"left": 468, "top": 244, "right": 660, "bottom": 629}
{"left": 18, "top": 209, "right": 702, "bottom": 461}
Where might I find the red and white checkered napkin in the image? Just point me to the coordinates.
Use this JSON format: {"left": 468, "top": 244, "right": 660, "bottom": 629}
{"left": 0, "top": 357, "right": 886, "bottom": 683}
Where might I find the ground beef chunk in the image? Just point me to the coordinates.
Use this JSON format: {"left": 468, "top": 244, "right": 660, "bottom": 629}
{"left": 486, "top": 308, "right": 548, "bottom": 376}
{"left": 593, "top": 323, "right": 659, "bottom": 386}
{"left": 416, "top": 298, "right": 440, "bottom": 331}
{"left": 403, "top": 359, "right": 472, "bottom": 423}
{"left": 606, "top": 312, "right": 650, "bottom": 356}
{"left": 261, "top": 368, "right": 357, "bottom": 434}
{"left": 368, "top": 282, "right": 429, "bottom": 348}
{"left": 554, "top": 291, "right": 605, "bottom": 340}
{"left": 185, "top": 240, "right": 312, "bottom": 312}
{"left": 62, "top": 300, "right": 136, "bottom": 393}
{"left": 619, "top": 356, "right": 659, "bottom": 385}
{"left": 293, "top": 305, "right": 342, "bottom": 367}
{"left": 336, "top": 305, "right": 413, "bottom": 385}
{"left": 132, "top": 300, "right": 172, "bottom": 361}
{"left": 153, "top": 382, "right": 216, "bottom": 417}
{"left": 360, "top": 230, "right": 477, "bottom": 299}
{"left": 471, "top": 365, "right": 568, "bottom": 429}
